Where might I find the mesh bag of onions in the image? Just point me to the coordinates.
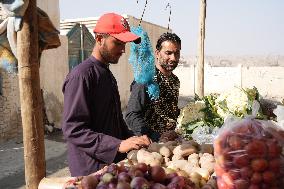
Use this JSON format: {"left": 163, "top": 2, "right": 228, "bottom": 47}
{"left": 214, "top": 113, "right": 284, "bottom": 189}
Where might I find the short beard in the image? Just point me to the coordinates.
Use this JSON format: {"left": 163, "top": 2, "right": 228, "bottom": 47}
{"left": 158, "top": 59, "right": 178, "bottom": 71}
{"left": 100, "top": 43, "right": 119, "bottom": 64}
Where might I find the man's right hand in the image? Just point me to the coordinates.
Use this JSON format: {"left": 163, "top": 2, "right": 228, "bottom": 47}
{"left": 118, "top": 135, "right": 151, "bottom": 153}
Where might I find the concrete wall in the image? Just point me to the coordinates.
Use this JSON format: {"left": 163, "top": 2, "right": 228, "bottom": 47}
{"left": 39, "top": 35, "right": 68, "bottom": 128}
{"left": 0, "top": 69, "right": 22, "bottom": 143}
{"left": 37, "top": 0, "right": 60, "bottom": 29}
{"left": 37, "top": 0, "right": 69, "bottom": 129}
{"left": 174, "top": 64, "right": 284, "bottom": 101}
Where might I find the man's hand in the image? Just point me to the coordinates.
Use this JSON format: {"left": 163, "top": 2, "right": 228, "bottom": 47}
{"left": 118, "top": 135, "right": 151, "bottom": 153}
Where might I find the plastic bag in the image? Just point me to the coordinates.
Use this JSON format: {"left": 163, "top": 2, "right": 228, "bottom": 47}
{"left": 273, "top": 105, "right": 284, "bottom": 129}
{"left": 214, "top": 116, "right": 284, "bottom": 189}
{"left": 191, "top": 125, "right": 219, "bottom": 145}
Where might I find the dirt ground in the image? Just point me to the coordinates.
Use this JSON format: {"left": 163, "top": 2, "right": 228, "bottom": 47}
{"left": 0, "top": 97, "right": 192, "bottom": 189}
{"left": 0, "top": 130, "right": 70, "bottom": 189}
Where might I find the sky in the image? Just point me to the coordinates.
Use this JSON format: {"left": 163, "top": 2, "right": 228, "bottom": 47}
{"left": 59, "top": 0, "right": 284, "bottom": 57}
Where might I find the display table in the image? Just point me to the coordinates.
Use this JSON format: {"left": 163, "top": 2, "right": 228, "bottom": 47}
{"left": 38, "top": 177, "right": 76, "bottom": 189}
{"left": 38, "top": 166, "right": 107, "bottom": 189}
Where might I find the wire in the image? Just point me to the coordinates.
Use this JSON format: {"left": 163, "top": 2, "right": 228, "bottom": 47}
{"left": 137, "top": 0, "right": 148, "bottom": 26}
{"left": 165, "top": 2, "right": 172, "bottom": 31}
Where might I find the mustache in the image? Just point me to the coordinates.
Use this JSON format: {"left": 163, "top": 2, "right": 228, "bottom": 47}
{"left": 159, "top": 61, "right": 178, "bottom": 71}
{"left": 168, "top": 61, "right": 178, "bottom": 65}
{"left": 159, "top": 61, "right": 178, "bottom": 67}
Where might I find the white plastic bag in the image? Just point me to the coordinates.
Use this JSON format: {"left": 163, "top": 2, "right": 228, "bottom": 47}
{"left": 273, "top": 105, "right": 284, "bottom": 129}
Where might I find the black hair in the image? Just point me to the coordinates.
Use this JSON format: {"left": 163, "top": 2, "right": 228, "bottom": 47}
{"left": 95, "top": 33, "right": 110, "bottom": 38}
{"left": 156, "top": 32, "right": 181, "bottom": 51}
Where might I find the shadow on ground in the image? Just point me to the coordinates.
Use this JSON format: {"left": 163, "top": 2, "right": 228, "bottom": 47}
{"left": 45, "top": 129, "right": 66, "bottom": 143}
{"left": 0, "top": 131, "right": 69, "bottom": 189}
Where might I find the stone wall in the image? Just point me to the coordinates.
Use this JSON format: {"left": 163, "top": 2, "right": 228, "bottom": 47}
{"left": 0, "top": 69, "right": 22, "bottom": 143}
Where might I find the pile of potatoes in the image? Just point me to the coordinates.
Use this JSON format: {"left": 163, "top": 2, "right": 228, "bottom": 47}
{"left": 127, "top": 140, "right": 217, "bottom": 189}
{"left": 214, "top": 118, "right": 284, "bottom": 189}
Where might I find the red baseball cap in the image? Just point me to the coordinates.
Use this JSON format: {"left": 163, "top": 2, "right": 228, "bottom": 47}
{"left": 94, "top": 13, "right": 141, "bottom": 44}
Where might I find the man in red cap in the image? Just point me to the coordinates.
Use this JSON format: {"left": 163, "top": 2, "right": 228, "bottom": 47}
{"left": 62, "top": 13, "right": 150, "bottom": 176}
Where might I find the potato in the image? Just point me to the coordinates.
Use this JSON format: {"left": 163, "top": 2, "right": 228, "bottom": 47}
{"left": 173, "top": 144, "right": 197, "bottom": 157}
{"left": 199, "top": 153, "right": 215, "bottom": 173}
{"left": 176, "top": 169, "right": 189, "bottom": 177}
{"left": 164, "top": 157, "right": 170, "bottom": 164}
{"left": 148, "top": 142, "right": 162, "bottom": 153}
{"left": 164, "top": 141, "right": 178, "bottom": 151}
{"left": 159, "top": 146, "right": 172, "bottom": 158}
{"left": 164, "top": 140, "right": 178, "bottom": 147}
{"left": 187, "top": 153, "right": 199, "bottom": 167}
{"left": 182, "top": 140, "right": 199, "bottom": 149}
{"left": 127, "top": 150, "right": 138, "bottom": 161}
{"left": 136, "top": 149, "right": 163, "bottom": 166}
{"left": 200, "top": 144, "right": 214, "bottom": 154}
{"left": 190, "top": 171, "right": 202, "bottom": 181}
{"left": 172, "top": 154, "right": 184, "bottom": 161}
{"left": 195, "top": 168, "right": 210, "bottom": 180}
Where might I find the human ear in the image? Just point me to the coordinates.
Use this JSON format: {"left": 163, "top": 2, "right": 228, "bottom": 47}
{"left": 155, "top": 50, "right": 160, "bottom": 59}
{"left": 95, "top": 35, "right": 103, "bottom": 46}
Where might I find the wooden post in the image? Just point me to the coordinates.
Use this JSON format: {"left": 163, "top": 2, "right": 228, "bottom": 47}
{"left": 17, "top": 0, "right": 46, "bottom": 188}
{"left": 196, "top": 0, "right": 206, "bottom": 97}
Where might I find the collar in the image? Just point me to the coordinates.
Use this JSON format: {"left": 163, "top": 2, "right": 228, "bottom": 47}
{"left": 90, "top": 55, "right": 109, "bottom": 69}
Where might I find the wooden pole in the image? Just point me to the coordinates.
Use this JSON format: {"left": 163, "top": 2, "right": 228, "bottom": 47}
{"left": 196, "top": 0, "right": 206, "bottom": 97}
{"left": 17, "top": 0, "right": 46, "bottom": 188}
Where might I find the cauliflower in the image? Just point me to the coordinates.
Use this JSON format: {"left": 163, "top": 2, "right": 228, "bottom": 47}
{"left": 216, "top": 87, "right": 254, "bottom": 118}
{"left": 177, "top": 101, "right": 205, "bottom": 127}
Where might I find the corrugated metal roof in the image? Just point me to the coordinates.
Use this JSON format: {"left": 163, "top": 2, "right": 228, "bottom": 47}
{"left": 60, "top": 14, "right": 129, "bottom": 36}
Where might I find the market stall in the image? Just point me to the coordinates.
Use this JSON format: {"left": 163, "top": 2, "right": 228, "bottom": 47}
{"left": 38, "top": 141, "right": 217, "bottom": 189}
{"left": 38, "top": 86, "right": 284, "bottom": 189}
{"left": 1, "top": 0, "right": 283, "bottom": 188}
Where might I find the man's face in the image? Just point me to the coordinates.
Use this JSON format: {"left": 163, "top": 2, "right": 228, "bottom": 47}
{"left": 156, "top": 41, "right": 181, "bottom": 74}
{"left": 99, "top": 35, "right": 126, "bottom": 64}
